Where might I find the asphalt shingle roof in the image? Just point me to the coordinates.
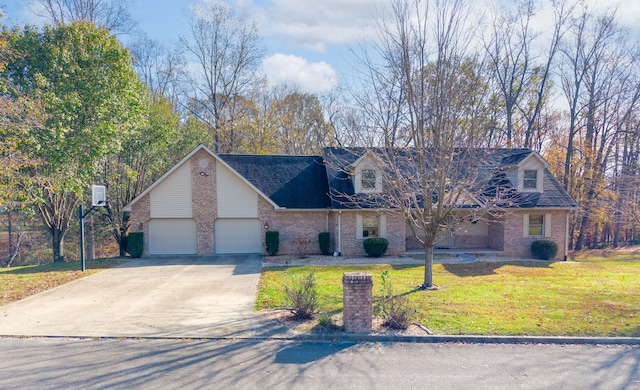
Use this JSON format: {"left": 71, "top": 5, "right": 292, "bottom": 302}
{"left": 216, "top": 147, "right": 576, "bottom": 210}
{"left": 218, "top": 154, "right": 332, "bottom": 209}
{"left": 322, "top": 147, "right": 577, "bottom": 210}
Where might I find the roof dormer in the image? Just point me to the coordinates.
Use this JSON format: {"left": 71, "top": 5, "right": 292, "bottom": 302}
{"left": 351, "top": 152, "right": 382, "bottom": 194}
{"left": 515, "top": 152, "right": 548, "bottom": 193}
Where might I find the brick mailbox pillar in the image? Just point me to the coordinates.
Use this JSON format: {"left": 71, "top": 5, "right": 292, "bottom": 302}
{"left": 342, "top": 272, "right": 373, "bottom": 333}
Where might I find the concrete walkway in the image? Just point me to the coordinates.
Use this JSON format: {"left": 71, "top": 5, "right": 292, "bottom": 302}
{"left": 0, "top": 256, "right": 293, "bottom": 339}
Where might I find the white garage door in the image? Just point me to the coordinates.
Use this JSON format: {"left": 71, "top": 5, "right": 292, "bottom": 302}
{"left": 148, "top": 219, "right": 197, "bottom": 255}
{"left": 215, "top": 219, "right": 262, "bottom": 254}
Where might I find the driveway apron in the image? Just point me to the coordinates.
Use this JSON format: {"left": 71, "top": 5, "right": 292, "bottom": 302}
{"left": 0, "top": 256, "right": 289, "bottom": 338}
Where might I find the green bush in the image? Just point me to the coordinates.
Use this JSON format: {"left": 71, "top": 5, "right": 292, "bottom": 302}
{"left": 127, "top": 232, "right": 144, "bottom": 258}
{"left": 531, "top": 240, "right": 558, "bottom": 260}
{"left": 318, "top": 232, "right": 331, "bottom": 255}
{"left": 285, "top": 272, "right": 318, "bottom": 320}
{"left": 363, "top": 237, "right": 388, "bottom": 257}
{"left": 265, "top": 230, "right": 280, "bottom": 256}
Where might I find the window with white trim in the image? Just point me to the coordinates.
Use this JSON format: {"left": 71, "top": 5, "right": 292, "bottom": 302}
{"left": 523, "top": 170, "right": 538, "bottom": 189}
{"left": 362, "top": 215, "right": 379, "bottom": 237}
{"left": 528, "top": 214, "right": 544, "bottom": 236}
{"left": 361, "top": 169, "right": 377, "bottom": 190}
{"left": 357, "top": 214, "right": 387, "bottom": 239}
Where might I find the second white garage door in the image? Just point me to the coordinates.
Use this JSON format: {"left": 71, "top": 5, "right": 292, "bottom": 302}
{"left": 215, "top": 219, "right": 262, "bottom": 254}
{"left": 148, "top": 219, "right": 197, "bottom": 255}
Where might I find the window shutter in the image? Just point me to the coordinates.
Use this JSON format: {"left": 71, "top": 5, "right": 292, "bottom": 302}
{"left": 544, "top": 214, "right": 552, "bottom": 238}
{"left": 379, "top": 215, "right": 387, "bottom": 238}
{"left": 356, "top": 215, "right": 363, "bottom": 239}
{"left": 523, "top": 214, "right": 529, "bottom": 237}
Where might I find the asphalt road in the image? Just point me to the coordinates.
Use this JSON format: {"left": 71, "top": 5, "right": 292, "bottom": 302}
{"left": 1, "top": 338, "right": 638, "bottom": 389}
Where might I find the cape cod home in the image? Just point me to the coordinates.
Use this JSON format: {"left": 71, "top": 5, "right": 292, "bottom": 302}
{"left": 123, "top": 144, "right": 577, "bottom": 260}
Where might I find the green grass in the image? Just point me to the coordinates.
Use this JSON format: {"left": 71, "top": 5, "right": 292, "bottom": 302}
{"left": 256, "top": 253, "right": 640, "bottom": 336}
{"left": 0, "top": 259, "right": 125, "bottom": 306}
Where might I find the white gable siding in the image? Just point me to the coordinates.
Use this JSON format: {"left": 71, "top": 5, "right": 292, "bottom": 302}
{"left": 217, "top": 164, "right": 258, "bottom": 218}
{"left": 518, "top": 158, "right": 545, "bottom": 192}
{"left": 150, "top": 162, "right": 192, "bottom": 218}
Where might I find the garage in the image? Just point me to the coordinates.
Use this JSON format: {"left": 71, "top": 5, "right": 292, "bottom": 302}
{"left": 148, "top": 219, "right": 197, "bottom": 255}
{"left": 215, "top": 219, "right": 262, "bottom": 254}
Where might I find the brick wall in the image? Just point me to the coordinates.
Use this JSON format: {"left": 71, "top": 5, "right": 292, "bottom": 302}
{"left": 336, "top": 211, "right": 406, "bottom": 257}
{"left": 488, "top": 215, "right": 505, "bottom": 250}
{"left": 259, "top": 199, "right": 330, "bottom": 256}
{"left": 503, "top": 210, "right": 568, "bottom": 260}
{"left": 191, "top": 150, "right": 216, "bottom": 255}
{"left": 453, "top": 234, "right": 488, "bottom": 248}
{"left": 342, "top": 272, "right": 373, "bottom": 333}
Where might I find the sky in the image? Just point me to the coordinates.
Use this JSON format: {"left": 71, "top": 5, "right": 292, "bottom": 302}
{"left": 2, "top": 0, "right": 640, "bottom": 95}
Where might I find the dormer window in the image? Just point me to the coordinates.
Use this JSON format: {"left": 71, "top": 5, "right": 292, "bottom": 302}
{"left": 523, "top": 170, "right": 538, "bottom": 189}
{"left": 361, "top": 169, "right": 377, "bottom": 190}
{"left": 354, "top": 165, "right": 381, "bottom": 193}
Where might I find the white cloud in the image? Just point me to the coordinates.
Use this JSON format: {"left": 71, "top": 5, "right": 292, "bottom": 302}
{"left": 262, "top": 53, "right": 338, "bottom": 93}
{"left": 235, "top": 0, "right": 386, "bottom": 52}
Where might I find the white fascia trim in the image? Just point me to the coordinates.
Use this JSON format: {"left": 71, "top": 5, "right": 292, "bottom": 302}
{"left": 517, "top": 151, "right": 550, "bottom": 169}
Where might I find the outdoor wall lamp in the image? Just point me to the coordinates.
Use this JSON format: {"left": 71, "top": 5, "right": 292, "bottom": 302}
{"left": 199, "top": 171, "right": 209, "bottom": 177}
{"left": 264, "top": 222, "right": 269, "bottom": 230}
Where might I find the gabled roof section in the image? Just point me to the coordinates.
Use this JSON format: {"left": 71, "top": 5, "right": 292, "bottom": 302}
{"left": 218, "top": 154, "right": 332, "bottom": 209}
{"left": 123, "top": 144, "right": 279, "bottom": 212}
{"left": 323, "top": 147, "right": 388, "bottom": 209}
{"left": 324, "top": 147, "right": 577, "bottom": 210}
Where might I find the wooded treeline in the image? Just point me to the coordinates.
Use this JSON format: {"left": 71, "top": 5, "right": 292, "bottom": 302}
{"left": 1, "top": 0, "right": 639, "bottom": 264}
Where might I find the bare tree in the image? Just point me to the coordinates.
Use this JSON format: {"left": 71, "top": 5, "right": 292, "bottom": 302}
{"left": 37, "top": 0, "right": 136, "bottom": 34}
{"left": 348, "top": 0, "right": 495, "bottom": 288}
{"left": 559, "top": 5, "right": 637, "bottom": 250}
{"left": 484, "top": 0, "right": 571, "bottom": 149}
{"left": 483, "top": 0, "right": 535, "bottom": 147}
{"left": 128, "top": 34, "right": 186, "bottom": 108}
{"left": 180, "top": 2, "right": 265, "bottom": 153}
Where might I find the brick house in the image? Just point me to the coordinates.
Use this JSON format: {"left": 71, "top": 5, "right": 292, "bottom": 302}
{"left": 124, "top": 145, "right": 577, "bottom": 260}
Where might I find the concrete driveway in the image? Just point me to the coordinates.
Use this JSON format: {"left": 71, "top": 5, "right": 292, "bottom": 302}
{"left": 0, "top": 256, "right": 289, "bottom": 338}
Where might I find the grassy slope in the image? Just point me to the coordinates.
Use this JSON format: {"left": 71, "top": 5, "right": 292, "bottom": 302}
{"left": 256, "top": 253, "right": 639, "bottom": 336}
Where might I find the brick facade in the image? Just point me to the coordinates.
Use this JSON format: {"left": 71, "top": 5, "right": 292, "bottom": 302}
{"left": 502, "top": 210, "right": 568, "bottom": 260}
{"left": 488, "top": 215, "right": 505, "bottom": 250}
{"left": 342, "top": 272, "right": 373, "bottom": 333}
{"left": 125, "top": 146, "right": 572, "bottom": 259}
{"left": 191, "top": 149, "right": 216, "bottom": 255}
{"left": 259, "top": 198, "right": 330, "bottom": 256}
{"left": 334, "top": 211, "right": 406, "bottom": 257}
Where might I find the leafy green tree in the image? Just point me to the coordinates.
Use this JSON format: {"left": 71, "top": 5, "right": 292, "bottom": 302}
{"left": 1, "top": 17, "right": 45, "bottom": 266}
{"left": 3, "top": 21, "right": 146, "bottom": 262}
{"left": 98, "top": 93, "right": 210, "bottom": 256}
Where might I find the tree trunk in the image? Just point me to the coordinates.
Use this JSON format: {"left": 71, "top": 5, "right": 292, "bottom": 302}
{"left": 575, "top": 214, "right": 590, "bottom": 250}
{"left": 7, "top": 210, "right": 13, "bottom": 265}
{"left": 423, "top": 244, "right": 434, "bottom": 288}
{"left": 52, "top": 228, "right": 65, "bottom": 262}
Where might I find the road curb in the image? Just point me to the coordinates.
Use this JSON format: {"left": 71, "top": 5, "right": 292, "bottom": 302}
{"left": 276, "top": 334, "right": 640, "bottom": 345}
{"left": 2, "top": 333, "right": 638, "bottom": 345}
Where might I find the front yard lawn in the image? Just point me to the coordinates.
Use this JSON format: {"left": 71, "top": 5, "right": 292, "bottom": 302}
{"left": 256, "top": 252, "right": 639, "bottom": 336}
{"left": 0, "top": 259, "right": 125, "bottom": 306}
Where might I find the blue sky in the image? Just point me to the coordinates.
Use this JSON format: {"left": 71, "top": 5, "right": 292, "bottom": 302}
{"left": 3, "top": 0, "right": 640, "bottom": 95}
{"left": 2, "top": 0, "right": 383, "bottom": 94}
